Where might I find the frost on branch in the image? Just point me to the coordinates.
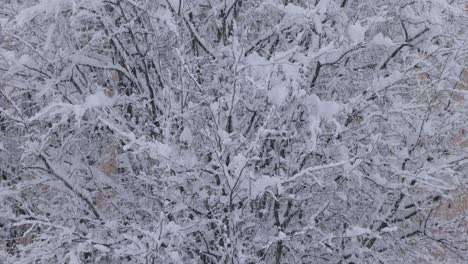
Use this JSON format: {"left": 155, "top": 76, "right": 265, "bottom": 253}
{"left": 0, "top": 0, "right": 467, "bottom": 263}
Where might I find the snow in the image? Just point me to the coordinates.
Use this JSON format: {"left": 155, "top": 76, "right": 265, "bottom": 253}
{"left": 169, "top": 251, "right": 182, "bottom": 263}
{"left": 304, "top": 94, "right": 342, "bottom": 150}
{"left": 98, "top": 117, "right": 172, "bottom": 158}
{"left": 371, "top": 33, "right": 394, "bottom": 47}
{"left": 316, "top": 0, "right": 331, "bottom": 14}
{"left": 2, "top": 0, "right": 466, "bottom": 262}
{"left": 372, "top": 71, "right": 403, "bottom": 91}
{"left": 217, "top": 128, "right": 233, "bottom": 145}
{"left": 180, "top": 126, "right": 193, "bottom": 144}
{"left": 251, "top": 175, "right": 283, "bottom": 196}
{"left": 284, "top": 158, "right": 355, "bottom": 183}
{"left": 269, "top": 82, "right": 289, "bottom": 105}
{"left": 14, "top": 0, "right": 64, "bottom": 27}
{"left": 230, "top": 154, "right": 247, "bottom": 177}
{"left": 84, "top": 90, "right": 113, "bottom": 108}
{"left": 347, "top": 22, "right": 366, "bottom": 44}
{"left": 165, "top": 221, "right": 181, "bottom": 233}
{"left": 93, "top": 244, "right": 110, "bottom": 253}
{"left": 381, "top": 226, "right": 398, "bottom": 233}
{"left": 314, "top": 16, "right": 323, "bottom": 34}
{"left": 74, "top": 90, "right": 114, "bottom": 122}
{"left": 69, "top": 54, "right": 135, "bottom": 84}
{"left": 0, "top": 49, "right": 15, "bottom": 61}
{"left": 43, "top": 23, "right": 56, "bottom": 51}
{"left": 28, "top": 89, "right": 115, "bottom": 125}
{"left": 0, "top": 17, "right": 8, "bottom": 28}
{"left": 336, "top": 192, "right": 347, "bottom": 202}
{"left": 68, "top": 252, "right": 81, "bottom": 264}
{"left": 283, "top": 3, "right": 308, "bottom": 17}
{"left": 156, "top": 7, "right": 178, "bottom": 33}
{"left": 166, "top": 0, "right": 181, "bottom": 12}
{"left": 345, "top": 226, "right": 371, "bottom": 237}
{"left": 278, "top": 231, "right": 287, "bottom": 240}
{"left": 314, "top": 96, "right": 342, "bottom": 118}
{"left": 243, "top": 52, "right": 272, "bottom": 82}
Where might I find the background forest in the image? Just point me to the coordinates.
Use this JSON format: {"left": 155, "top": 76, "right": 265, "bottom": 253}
{"left": 0, "top": 0, "right": 467, "bottom": 263}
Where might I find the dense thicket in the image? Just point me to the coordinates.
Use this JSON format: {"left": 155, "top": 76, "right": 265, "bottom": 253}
{"left": 0, "top": 0, "right": 467, "bottom": 263}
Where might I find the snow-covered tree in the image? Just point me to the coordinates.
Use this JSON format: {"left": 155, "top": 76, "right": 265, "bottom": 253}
{"left": 0, "top": 0, "right": 467, "bottom": 263}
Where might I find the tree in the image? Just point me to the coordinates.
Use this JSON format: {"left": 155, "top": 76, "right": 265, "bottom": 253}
{"left": 0, "top": 0, "right": 467, "bottom": 263}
